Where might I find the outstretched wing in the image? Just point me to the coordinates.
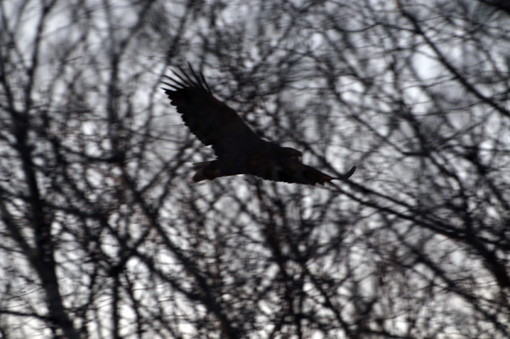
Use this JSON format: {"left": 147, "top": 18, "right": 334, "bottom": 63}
{"left": 161, "top": 64, "right": 263, "bottom": 157}
{"left": 249, "top": 156, "right": 356, "bottom": 186}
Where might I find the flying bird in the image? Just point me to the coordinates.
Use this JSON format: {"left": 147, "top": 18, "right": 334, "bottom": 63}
{"left": 161, "top": 64, "right": 355, "bottom": 186}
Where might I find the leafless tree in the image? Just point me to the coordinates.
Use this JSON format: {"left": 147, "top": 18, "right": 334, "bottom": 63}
{"left": 0, "top": 0, "right": 508, "bottom": 338}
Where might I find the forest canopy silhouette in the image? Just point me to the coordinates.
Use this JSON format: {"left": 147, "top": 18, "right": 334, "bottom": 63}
{"left": 0, "top": 1, "right": 509, "bottom": 338}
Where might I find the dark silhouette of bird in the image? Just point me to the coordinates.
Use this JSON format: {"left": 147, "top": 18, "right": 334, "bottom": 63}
{"left": 161, "top": 64, "right": 355, "bottom": 185}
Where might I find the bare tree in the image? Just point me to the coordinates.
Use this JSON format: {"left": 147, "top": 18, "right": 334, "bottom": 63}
{"left": 0, "top": 0, "right": 508, "bottom": 338}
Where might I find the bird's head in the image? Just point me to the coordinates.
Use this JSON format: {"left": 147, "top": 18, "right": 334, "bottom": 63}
{"left": 279, "top": 147, "right": 303, "bottom": 160}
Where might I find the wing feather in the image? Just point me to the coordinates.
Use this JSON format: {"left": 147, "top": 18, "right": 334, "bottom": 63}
{"left": 161, "top": 65, "right": 262, "bottom": 157}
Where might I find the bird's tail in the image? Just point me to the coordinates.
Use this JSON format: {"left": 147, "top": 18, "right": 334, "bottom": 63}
{"left": 192, "top": 161, "right": 221, "bottom": 182}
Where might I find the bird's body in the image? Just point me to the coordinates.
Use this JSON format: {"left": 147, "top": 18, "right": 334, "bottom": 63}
{"left": 161, "top": 64, "right": 355, "bottom": 186}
